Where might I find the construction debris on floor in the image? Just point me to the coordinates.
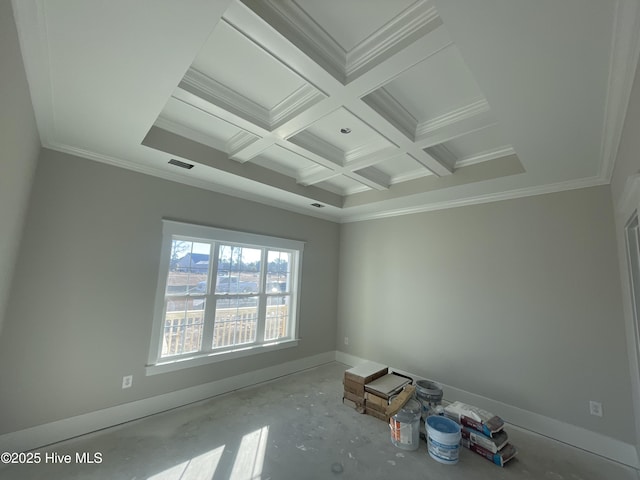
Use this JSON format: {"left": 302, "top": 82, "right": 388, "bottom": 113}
{"left": 342, "top": 362, "right": 518, "bottom": 467}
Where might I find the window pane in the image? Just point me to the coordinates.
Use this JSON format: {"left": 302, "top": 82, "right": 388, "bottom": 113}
{"left": 162, "top": 297, "right": 205, "bottom": 357}
{"left": 266, "top": 250, "right": 291, "bottom": 293}
{"left": 167, "top": 240, "right": 211, "bottom": 295}
{"left": 265, "top": 295, "right": 289, "bottom": 341}
{"left": 216, "top": 245, "right": 261, "bottom": 294}
{"left": 213, "top": 296, "right": 259, "bottom": 348}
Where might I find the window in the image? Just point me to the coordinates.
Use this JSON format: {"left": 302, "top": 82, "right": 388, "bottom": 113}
{"left": 147, "top": 220, "right": 304, "bottom": 374}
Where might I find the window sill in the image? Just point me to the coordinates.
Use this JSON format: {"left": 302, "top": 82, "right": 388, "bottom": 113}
{"left": 145, "top": 339, "right": 299, "bottom": 376}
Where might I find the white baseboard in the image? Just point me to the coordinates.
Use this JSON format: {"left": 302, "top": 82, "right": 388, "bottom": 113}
{"left": 0, "top": 351, "right": 335, "bottom": 454}
{"left": 335, "top": 351, "right": 640, "bottom": 469}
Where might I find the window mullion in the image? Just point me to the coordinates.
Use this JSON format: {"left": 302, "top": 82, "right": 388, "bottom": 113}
{"left": 255, "top": 248, "right": 268, "bottom": 342}
{"left": 201, "top": 242, "right": 219, "bottom": 352}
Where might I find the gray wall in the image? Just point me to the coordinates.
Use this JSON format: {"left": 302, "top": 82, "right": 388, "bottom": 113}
{"left": 0, "top": 149, "right": 340, "bottom": 434}
{"left": 337, "top": 185, "right": 635, "bottom": 443}
{"left": 0, "top": 0, "right": 40, "bottom": 333}
{"left": 611, "top": 59, "right": 640, "bottom": 206}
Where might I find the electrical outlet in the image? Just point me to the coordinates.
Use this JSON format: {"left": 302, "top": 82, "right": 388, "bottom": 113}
{"left": 344, "top": 337, "right": 349, "bottom": 345}
{"left": 589, "top": 400, "right": 603, "bottom": 417}
{"left": 122, "top": 375, "right": 133, "bottom": 389}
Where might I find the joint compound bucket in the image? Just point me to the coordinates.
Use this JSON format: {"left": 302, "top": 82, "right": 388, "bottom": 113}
{"left": 426, "top": 415, "right": 461, "bottom": 465}
{"left": 415, "top": 380, "right": 443, "bottom": 420}
{"left": 389, "top": 398, "right": 421, "bottom": 451}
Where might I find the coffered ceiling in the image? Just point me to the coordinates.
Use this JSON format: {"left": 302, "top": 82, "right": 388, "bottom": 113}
{"left": 12, "top": 0, "right": 640, "bottom": 222}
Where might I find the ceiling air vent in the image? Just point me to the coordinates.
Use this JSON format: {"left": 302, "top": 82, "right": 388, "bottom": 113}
{"left": 168, "top": 159, "right": 194, "bottom": 170}
{"left": 310, "top": 203, "right": 325, "bottom": 208}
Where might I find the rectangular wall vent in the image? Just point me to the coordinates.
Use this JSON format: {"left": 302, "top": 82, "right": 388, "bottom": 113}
{"left": 168, "top": 159, "right": 194, "bottom": 170}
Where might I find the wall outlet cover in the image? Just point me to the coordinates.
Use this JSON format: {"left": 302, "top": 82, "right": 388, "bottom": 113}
{"left": 122, "top": 375, "right": 133, "bottom": 389}
{"left": 589, "top": 400, "right": 603, "bottom": 417}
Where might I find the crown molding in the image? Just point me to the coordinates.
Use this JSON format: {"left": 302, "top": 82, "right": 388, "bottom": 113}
{"left": 227, "top": 131, "right": 259, "bottom": 160}
{"left": 350, "top": 166, "right": 390, "bottom": 191}
{"left": 154, "top": 116, "right": 230, "bottom": 153}
{"left": 346, "top": 1, "right": 441, "bottom": 79}
{"left": 600, "top": 0, "right": 640, "bottom": 181}
{"left": 44, "top": 142, "right": 342, "bottom": 222}
{"left": 181, "top": 68, "right": 271, "bottom": 130}
{"left": 288, "top": 130, "right": 344, "bottom": 166}
{"left": 344, "top": 142, "right": 396, "bottom": 164}
{"left": 362, "top": 88, "right": 417, "bottom": 140}
{"left": 241, "top": 0, "right": 346, "bottom": 83}
{"left": 344, "top": 146, "right": 401, "bottom": 171}
{"left": 270, "top": 83, "right": 324, "bottom": 127}
{"left": 296, "top": 168, "right": 341, "bottom": 187}
{"left": 455, "top": 146, "right": 517, "bottom": 168}
{"left": 415, "top": 98, "right": 490, "bottom": 139}
{"left": 424, "top": 143, "right": 457, "bottom": 168}
{"left": 390, "top": 168, "right": 433, "bottom": 185}
{"left": 341, "top": 175, "right": 609, "bottom": 223}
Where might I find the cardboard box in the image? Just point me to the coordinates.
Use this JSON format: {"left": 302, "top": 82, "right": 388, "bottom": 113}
{"left": 365, "top": 391, "right": 389, "bottom": 410}
{"left": 344, "top": 362, "right": 388, "bottom": 386}
{"left": 364, "top": 373, "right": 411, "bottom": 400}
{"left": 461, "top": 439, "right": 517, "bottom": 467}
{"left": 343, "top": 390, "right": 364, "bottom": 404}
{"left": 365, "top": 401, "right": 387, "bottom": 414}
{"left": 343, "top": 378, "right": 365, "bottom": 397}
{"left": 342, "top": 396, "right": 365, "bottom": 413}
{"left": 365, "top": 408, "right": 388, "bottom": 421}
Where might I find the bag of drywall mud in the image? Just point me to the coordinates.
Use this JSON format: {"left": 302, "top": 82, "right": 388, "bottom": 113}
{"left": 461, "top": 426, "right": 509, "bottom": 453}
{"left": 461, "top": 438, "right": 518, "bottom": 467}
{"left": 444, "top": 401, "right": 505, "bottom": 437}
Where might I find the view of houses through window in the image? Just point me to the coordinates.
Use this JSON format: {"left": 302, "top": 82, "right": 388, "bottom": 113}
{"left": 161, "top": 237, "right": 295, "bottom": 358}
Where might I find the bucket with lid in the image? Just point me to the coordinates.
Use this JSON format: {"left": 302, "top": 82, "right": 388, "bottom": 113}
{"left": 426, "top": 415, "right": 461, "bottom": 465}
{"left": 415, "top": 380, "right": 443, "bottom": 420}
{"left": 389, "top": 398, "right": 421, "bottom": 451}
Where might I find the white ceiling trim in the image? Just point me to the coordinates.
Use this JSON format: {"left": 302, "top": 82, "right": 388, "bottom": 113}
{"left": 288, "top": 130, "right": 344, "bottom": 166}
{"left": 344, "top": 1, "right": 440, "bottom": 80}
{"left": 425, "top": 144, "right": 457, "bottom": 167}
{"left": 154, "top": 115, "right": 230, "bottom": 153}
{"left": 227, "top": 131, "right": 260, "bottom": 160}
{"left": 48, "top": 143, "right": 340, "bottom": 222}
{"left": 298, "top": 146, "right": 402, "bottom": 187}
{"left": 270, "top": 83, "right": 324, "bottom": 127}
{"left": 243, "top": 0, "right": 441, "bottom": 85}
{"left": 349, "top": 166, "right": 391, "bottom": 191}
{"left": 241, "top": 0, "right": 346, "bottom": 82}
{"left": 341, "top": 175, "right": 610, "bottom": 223}
{"left": 390, "top": 168, "right": 433, "bottom": 185}
{"left": 221, "top": 1, "right": 455, "bottom": 176}
{"left": 362, "top": 88, "right": 417, "bottom": 139}
{"left": 600, "top": 0, "right": 640, "bottom": 181}
{"left": 181, "top": 69, "right": 271, "bottom": 130}
{"left": 414, "top": 98, "right": 490, "bottom": 141}
{"left": 455, "top": 146, "right": 517, "bottom": 168}
{"left": 345, "top": 144, "right": 398, "bottom": 165}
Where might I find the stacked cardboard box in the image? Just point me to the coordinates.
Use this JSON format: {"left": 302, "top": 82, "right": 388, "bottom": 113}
{"left": 342, "top": 362, "right": 388, "bottom": 414}
{"left": 364, "top": 373, "right": 412, "bottom": 421}
{"left": 444, "top": 401, "right": 518, "bottom": 467}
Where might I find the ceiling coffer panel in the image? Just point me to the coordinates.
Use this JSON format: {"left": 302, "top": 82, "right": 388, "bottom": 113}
{"left": 183, "top": 20, "right": 325, "bottom": 131}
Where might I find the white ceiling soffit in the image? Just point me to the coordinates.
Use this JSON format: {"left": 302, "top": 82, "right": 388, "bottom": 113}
{"left": 12, "top": 0, "right": 640, "bottom": 223}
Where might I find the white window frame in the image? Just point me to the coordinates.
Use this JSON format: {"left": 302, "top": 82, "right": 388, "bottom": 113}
{"left": 146, "top": 220, "right": 304, "bottom": 375}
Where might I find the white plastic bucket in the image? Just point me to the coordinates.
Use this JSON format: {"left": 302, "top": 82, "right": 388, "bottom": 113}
{"left": 426, "top": 415, "right": 461, "bottom": 465}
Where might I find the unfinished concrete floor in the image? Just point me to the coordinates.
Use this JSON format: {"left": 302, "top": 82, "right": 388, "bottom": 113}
{"left": 1, "top": 362, "right": 637, "bottom": 480}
